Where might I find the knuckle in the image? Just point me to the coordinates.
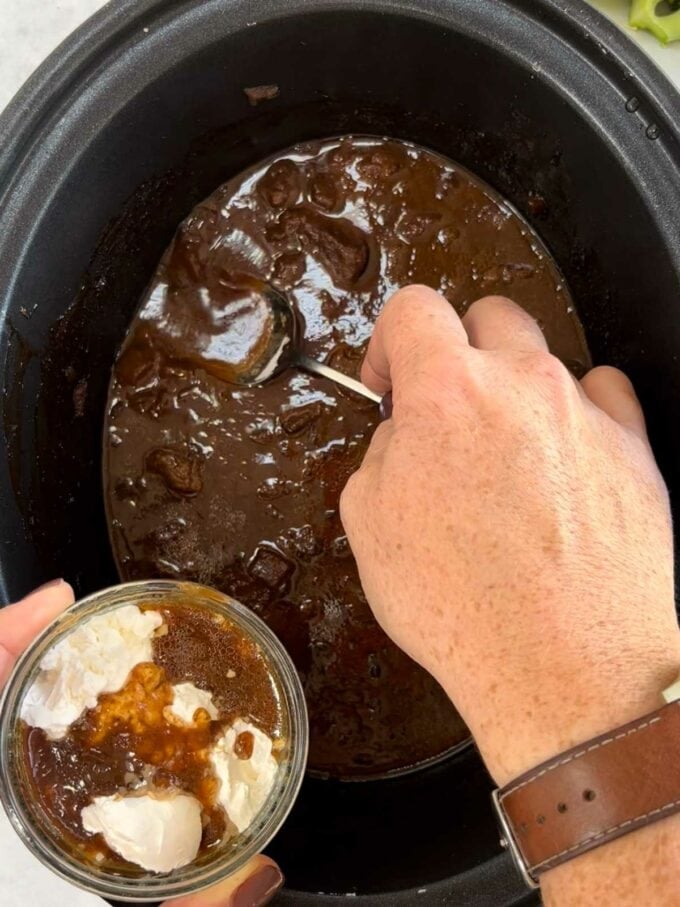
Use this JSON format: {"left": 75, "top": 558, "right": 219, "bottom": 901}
{"left": 382, "top": 286, "right": 423, "bottom": 326}
{"left": 388, "top": 283, "right": 438, "bottom": 307}
{"left": 510, "top": 351, "right": 579, "bottom": 419}
{"left": 467, "top": 294, "right": 529, "bottom": 325}
{"left": 517, "top": 349, "right": 569, "bottom": 386}
{"left": 382, "top": 284, "right": 447, "bottom": 330}
{"left": 467, "top": 294, "right": 515, "bottom": 315}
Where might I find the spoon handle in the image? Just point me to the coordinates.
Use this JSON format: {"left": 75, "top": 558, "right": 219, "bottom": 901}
{"left": 296, "top": 354, "right": 382, "bottom": 404}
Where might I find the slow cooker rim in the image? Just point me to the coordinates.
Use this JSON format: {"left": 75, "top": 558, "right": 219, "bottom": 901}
{"left": 273, "top": 853, "right": 535, "bottom": 905}
{"left": 2, "top": 0, "right": 680, "bottom": 201}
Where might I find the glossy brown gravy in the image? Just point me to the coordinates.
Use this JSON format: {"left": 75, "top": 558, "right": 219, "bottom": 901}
{"left": 103, "top": 136, "right": 589, "bottom": 778}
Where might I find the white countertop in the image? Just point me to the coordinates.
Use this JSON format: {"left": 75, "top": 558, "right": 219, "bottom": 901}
{"left": 0, "top": 2, "right": 678, "bottom": 906}
{"left": 0, "top": 1, "right": 109, "bottom": 113}
{"left": 594, "top": 0, "right": 680, "bottom": 84}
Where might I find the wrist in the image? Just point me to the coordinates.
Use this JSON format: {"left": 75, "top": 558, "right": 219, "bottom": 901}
{"left": 540, "top": 810, "right": 680, "bottom": 904}
{"left": 493, "top": 698, "right": 680, "bottom": 900}
{"left": 463, "top": 632, "right": 680, "bottom": 787}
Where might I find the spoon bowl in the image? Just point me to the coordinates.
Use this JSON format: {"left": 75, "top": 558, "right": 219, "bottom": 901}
{"left": 208, "top": 279, "right": 382, "bottom": 405}
{"left": 226, "top": 280, "right": 302, "bottom": 386}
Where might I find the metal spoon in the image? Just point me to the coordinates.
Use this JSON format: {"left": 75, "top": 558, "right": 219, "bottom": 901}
{"left": 230, "top": 280, "right": 382, "bottom": 405}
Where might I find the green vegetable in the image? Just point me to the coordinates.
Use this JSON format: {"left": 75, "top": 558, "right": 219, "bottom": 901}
{"left": 630, "top": 0, "right": 680, "bottom": 43}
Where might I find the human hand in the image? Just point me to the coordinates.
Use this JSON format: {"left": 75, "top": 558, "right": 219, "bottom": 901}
{"left": 340, "top": 286, "right": 680, "bottom": 787}
{"left": 0, "top": 581, "right": 283, "bottom": 907}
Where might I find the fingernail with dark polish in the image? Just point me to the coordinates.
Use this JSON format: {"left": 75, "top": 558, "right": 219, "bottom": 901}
{"left": 379, "top": 390, "right": 393, "bottom": 421}
{"left": 233, "top": 865, "right": 284, "bottom": 907}
{"left": 33, "top": 578, "right": 65, "bottom": 593}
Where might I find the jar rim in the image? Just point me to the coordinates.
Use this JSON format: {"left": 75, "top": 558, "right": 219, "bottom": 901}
{"left": 0, "top": 579, "right": 308, "bottom": 901}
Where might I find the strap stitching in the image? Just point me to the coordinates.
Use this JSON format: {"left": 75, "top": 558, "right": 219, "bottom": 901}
{"left": 499, "top": 714, "right": 664, "bottom": 801}
{"left": 528, "top": 797, "right": 680, "bottom": 873}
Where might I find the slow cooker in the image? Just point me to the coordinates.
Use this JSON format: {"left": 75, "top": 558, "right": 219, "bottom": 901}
{"left": 1, "top": 1, "right": 679, "bottom": 903}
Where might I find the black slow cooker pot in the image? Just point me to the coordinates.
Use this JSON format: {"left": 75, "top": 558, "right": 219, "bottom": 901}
{"left": 2, "top": 1, "right": 680, "bottom": 904}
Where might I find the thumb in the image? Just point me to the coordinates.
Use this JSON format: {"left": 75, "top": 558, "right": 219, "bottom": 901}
{"left": 362, "top": 284, "right": 469, "bottom": 395}
{"left": 0, "top": 579, "right": 75, "bottom": 689}
{"left": 161, "top": 855, "right": 283, "bottom": 907}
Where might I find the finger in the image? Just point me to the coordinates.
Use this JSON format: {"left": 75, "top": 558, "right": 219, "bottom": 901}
{"left": 0, "top": 579, "right": 75, "bottom": 656}
{"left": 462, "top": 295, "right": 548, "bottom": 352}
{"left": 0, "top": 579, "right": 75, "bottom": 689}
{"left": 161, "top": 855, "right": 283, "bottom": 907}
{"left": 362, "top": 284, "right": 469, "bottom": 395}
{"left": 340, "top": 466, "right": 375, "bottom": 550}
{"left": 581, "top": 365, "right": 648, "bottom": 440}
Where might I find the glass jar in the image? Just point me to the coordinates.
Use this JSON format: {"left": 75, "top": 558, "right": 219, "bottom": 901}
{"left": 0, "top": 580, "right": 308, "bottom": 902}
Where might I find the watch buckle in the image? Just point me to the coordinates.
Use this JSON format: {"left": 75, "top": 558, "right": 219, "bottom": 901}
{"left": 492, "top": 789, "right": 540, "bottom": 891}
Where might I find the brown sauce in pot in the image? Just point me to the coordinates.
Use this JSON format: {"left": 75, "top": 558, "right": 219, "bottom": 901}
{"left": 103, "top": 136, "right": 589, "bottom": 778}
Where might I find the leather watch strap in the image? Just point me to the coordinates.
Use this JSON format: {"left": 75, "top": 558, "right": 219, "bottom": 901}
{"left": 494, "top": 700, "right": 680, "bottom": 885}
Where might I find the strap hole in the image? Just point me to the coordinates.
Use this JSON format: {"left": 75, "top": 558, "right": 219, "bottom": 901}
{"left": 583, "top": 789, "right": 596, "bottom": 802}
{"left": 557, "top": 802, "right": 568, "bottom": 813}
